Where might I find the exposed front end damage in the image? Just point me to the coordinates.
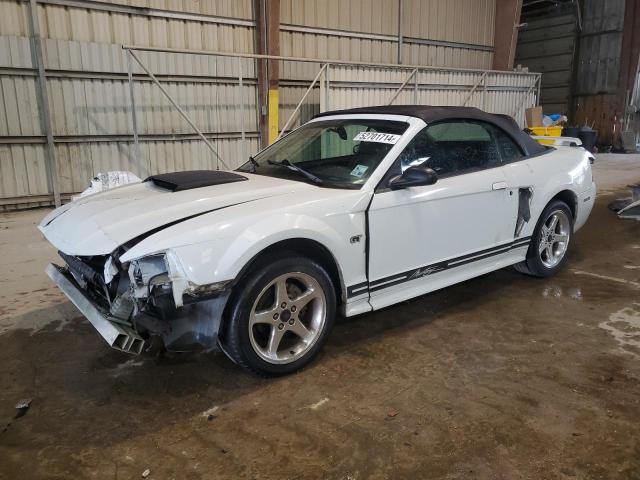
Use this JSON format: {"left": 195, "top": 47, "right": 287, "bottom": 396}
{"left": 47, "top": 249, "right": 231, "bottom": 354}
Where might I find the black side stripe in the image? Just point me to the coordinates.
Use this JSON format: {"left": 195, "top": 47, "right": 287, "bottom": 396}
{"left": 347, "top": 281, "right": 369, "bottom": 297}
{"left": 347, "top": 236, "right": 532, "bottom": 298}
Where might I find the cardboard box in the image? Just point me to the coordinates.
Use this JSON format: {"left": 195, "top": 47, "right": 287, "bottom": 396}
{"left": 525, "top": 106, "right": 543, "bottom": 128}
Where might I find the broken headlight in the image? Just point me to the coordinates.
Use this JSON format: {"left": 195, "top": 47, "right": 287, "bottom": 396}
{"left": 128, "top": 253, "right": 175, "bottom": 315}
{"left": 130, "top": 254, "right": 169, "bottom": 288}
{"left": 128, "top": 251, "right": 231, "bottom": 309}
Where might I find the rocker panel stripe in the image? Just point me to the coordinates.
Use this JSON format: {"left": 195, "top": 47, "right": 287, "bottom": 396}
{"left": 347, "top": 236, "right": 532, "bottom": 298}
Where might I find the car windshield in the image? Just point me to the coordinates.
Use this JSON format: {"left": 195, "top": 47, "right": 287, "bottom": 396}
{"left": 237, "top": 119, "right": 409, "bottom": 189}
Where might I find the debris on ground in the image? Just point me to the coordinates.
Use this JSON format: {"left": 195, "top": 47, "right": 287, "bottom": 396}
{"left": 14, "top": 398, "right": 32, "bottom": 418}
{"left": 386, "top": 409, "right": 399, "bottom": 419}
{"left": 618, "top": 199, "right": 640, "bottom": 220}
{"left": 610, "top": 184, "right": 640, "bottom": 220}
{"left": 141, "top": 468, "right": 150, "bottom": 478}
{"left": 608, "top": 198, "right": 631, "bottom": 212}
{"left": 201, "top": 406, "right": 219, "bottom": 419}
{"left": 1, "top": 398, "right": 33, "bottom": 434}
{"left": 309, "top": 397, "right": 329, "bottom": 410}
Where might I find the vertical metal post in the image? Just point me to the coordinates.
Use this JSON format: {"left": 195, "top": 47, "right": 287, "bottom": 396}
{"left": 127, "top": 50, "right": 143, "bottom": 176}
{"left": 238, "top": 57, "right": 246, "bottom": 162}
{"left": 27, "top": 0, "right": 60, "bottom": 207}
{"left": 414, "top": 69, "right": 418, "bottom": 103}
{"left": 397, "top": 0, "right": 403, "bottom": 64}
{"left": 319, "top": 64, "right": 326, "bottom": 113}
{"left": 482, "top": 72, "right": 487, "bottom": 110}
{"left": 325, "top": 63, "right": 331, "bottom": 111}
{"left": 536, "top": 73, "right": 542, "bottom": 105}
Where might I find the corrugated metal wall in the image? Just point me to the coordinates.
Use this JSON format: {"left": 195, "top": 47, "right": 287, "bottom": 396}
{"left": 515, "top": 13, "right": 578, "bottom": 115}
{"left": 573, "top": 0, "right": 626, "bottom": 145}
{"left": 0, "top": 0, "right": 539, "bottom": 210}
{"left": 280, "top": 0, "right": 495, "bottom": 69}
{"left": 0, "top": 0, "right": 258, "bottom": 208}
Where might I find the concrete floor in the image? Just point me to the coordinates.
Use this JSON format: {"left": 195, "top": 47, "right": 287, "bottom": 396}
{"left": 0, "top": 154, "right": 639, "bottom": 479}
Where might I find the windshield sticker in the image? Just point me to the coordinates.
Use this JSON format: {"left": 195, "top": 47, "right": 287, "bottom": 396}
{"left": 350, "top": 164, "right": 369, "bottom": 178}
{"left": 353, "top": 132, "right": 401, "bottom": 144}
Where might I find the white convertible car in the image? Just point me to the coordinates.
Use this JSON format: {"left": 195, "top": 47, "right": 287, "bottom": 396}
{"left": 40, "top": 106, "right": 596, "bottom": 375}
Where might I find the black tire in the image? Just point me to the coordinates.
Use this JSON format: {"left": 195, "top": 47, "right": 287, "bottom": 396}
{"left": 221, "top": 253, "right": 336, "bottom": 376}
{"left": 514, "top": 200, "right": 574, "bottom": 277}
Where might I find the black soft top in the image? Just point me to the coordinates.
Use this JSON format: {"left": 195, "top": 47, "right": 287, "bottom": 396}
{"left": 313, "top": 105, "right": 546, "bottom": 156}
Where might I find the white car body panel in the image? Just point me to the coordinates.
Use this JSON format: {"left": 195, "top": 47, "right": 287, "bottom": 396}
{"left": 40, "top": 111, "right": 596, "bottom": 325}
{"left": 40, "top": 175, "right": 303, "bottom": 256}
{"left": 364, "top": 142, "right": 595, "bottom": 308}
{"left": 368, "top": 167, "right": 518, "bottom": 289}
{"left": 122, "top": 180, "right": 371, "bottom": 300}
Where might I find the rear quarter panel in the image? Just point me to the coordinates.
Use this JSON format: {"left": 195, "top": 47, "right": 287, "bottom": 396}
{"left": 501, "top": 146, "right": 595, "bottom": 237}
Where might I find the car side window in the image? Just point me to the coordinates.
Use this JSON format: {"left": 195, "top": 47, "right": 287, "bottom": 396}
{"left": 396, "top": 120, "right": 505, "bottom": 178}
{"left": 490, "top": 126, "right": 524, "bottom": 162}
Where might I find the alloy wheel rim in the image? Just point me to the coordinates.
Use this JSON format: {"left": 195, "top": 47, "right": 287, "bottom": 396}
{"left": 248, "top": 272, "right": 326, "bottom": 364}
{"left": 538, "top": 209, "right": 571, "bottom": 268}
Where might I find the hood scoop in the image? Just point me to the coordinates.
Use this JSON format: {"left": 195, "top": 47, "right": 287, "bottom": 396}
{"left": 144, "top": 170, "right": 247, "bottom": 192}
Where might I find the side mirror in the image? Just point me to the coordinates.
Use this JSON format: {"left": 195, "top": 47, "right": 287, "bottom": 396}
{"left": 389, "top": 165, "right": 438, "bottom": 190}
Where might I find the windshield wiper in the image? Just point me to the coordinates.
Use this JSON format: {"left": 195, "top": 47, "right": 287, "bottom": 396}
{"left": 248, "top": 156, "right": 259, "bottom": 173}
{"left": 267, "top": 159, "right": 323, "bottom": 185}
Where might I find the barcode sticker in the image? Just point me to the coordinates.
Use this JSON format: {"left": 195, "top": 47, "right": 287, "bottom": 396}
{"left": 353, "top": 132, "right": 401, "bottom": 144}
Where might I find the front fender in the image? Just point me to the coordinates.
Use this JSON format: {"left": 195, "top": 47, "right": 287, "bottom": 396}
{"left": 173, "top": 213, "right": 358, "bottom": 288}
{"left": 120, "top": 191, "right": 369, "bottom": 298}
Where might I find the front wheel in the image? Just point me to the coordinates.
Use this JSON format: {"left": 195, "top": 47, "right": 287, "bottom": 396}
{"left": 514, "top": 200, "right": 573, "bottom": 277}
{"left": 221, "top": 254, "right": 336, "bottom": 376}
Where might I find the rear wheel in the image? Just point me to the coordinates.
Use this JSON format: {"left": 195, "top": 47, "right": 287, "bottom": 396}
{"left": 514, "top": 200, "right": 573, "bottom": 277}
{"left": 222, "top": 254, "right": 336, "bottom": 376}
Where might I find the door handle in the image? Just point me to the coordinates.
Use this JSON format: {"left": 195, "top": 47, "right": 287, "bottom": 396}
{"left": 492, "top": 181, "right": 508, "bottom": 190}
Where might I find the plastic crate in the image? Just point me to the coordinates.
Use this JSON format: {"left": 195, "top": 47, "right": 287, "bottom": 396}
{"left": 528, "top": 126, "right": 563, "bottom": 145}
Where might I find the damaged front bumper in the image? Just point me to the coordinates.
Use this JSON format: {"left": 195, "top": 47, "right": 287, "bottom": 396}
{"left": 46, "top": 263, "right": 145, "bottom": 354}
{"left": 46, "top": 257, "right": 231, "bottom": 354}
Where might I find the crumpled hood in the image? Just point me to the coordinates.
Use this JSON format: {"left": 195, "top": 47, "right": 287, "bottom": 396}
{"left": 39, "top": 173, "right": 310, "bottom": 256}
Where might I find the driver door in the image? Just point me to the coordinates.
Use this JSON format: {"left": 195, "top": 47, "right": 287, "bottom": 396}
{"left": 367, "top": 120, "right": 519, "bottom": 307}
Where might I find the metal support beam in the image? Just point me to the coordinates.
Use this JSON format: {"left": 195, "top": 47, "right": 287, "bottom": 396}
{"left": 325, "top": 64, "right": 331, "bottom": 111}
{"left": 482, "top": 73, "right": 487, "bottom": 109}
{"left": 278, "top": 64, "right": 328, "bottom": 141}
{"left": 27, "top": 0, "right": 60, "bottom": 207}
{"left": 492, "top": 0, "right": 523, "bottom": 70}
{"left": 397, "top": 0, "right": 403, "bottom": 64}
{"left": 123, "top": 45, "right": 537, "bottom": 77}
{"left": 460, "top": 72, "right": 488, "bottom": 107}
{"left": 238, "top": 57, "right": 246, "bottom": 163}
{"left": 511, "top": 79, "right": 539, "bottom": 118}
{"left": 126, "top": 50, "right": 144, "bottom": 177}
{"left": 387, "top": 68, "right": 418, "bottom": 105}
{"left": 255, "top": 0, "right": 268, "bottom": 147}
{"left": 266, "top": 0, "right": 280, "bottom": 144}
{"left": 127, "top": 49, "right": 229, "bottom": 170}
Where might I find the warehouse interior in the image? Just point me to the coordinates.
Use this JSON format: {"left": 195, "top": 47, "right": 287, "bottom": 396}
{"left": 1, "top": 0, "right": 639, "bottom": 478}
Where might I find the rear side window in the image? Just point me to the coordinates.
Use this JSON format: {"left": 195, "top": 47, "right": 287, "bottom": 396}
{"left": 428, "top": 122, "right": 491, "bottom": 142}
{"left": 492, "top": 127, "right": 524, "bottom": 162}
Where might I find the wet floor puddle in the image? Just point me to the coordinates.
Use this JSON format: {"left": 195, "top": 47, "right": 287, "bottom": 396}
{"left": 599, "top": 303, "right": 640, "bottom": 356}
